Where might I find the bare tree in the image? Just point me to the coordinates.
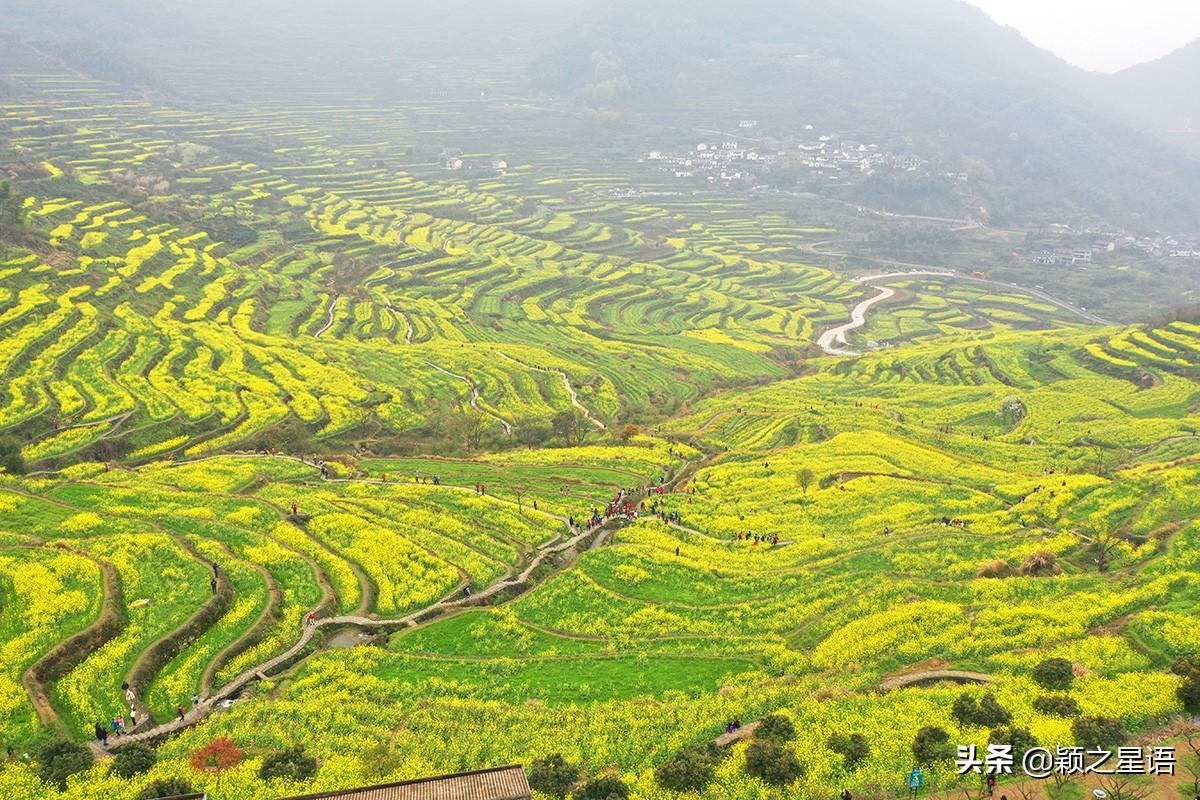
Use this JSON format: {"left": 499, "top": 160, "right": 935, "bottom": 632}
{"left": 1075, "top": 525, "right": 1129, "bottom": 573}
{"left": 1185, "top": 734, "right": 1200, "bottom": 799}
{"left": 1010, "top": 780, "right": 1040, "bottom": 800}
{"left": 1095, "top": 774, "right": 1153, "bottom": 800}
{"left": 796, "top": 467, "right": 815, "bottom": 495}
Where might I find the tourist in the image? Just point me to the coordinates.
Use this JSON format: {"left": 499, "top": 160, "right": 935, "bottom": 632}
{"left": 177, "top": 705, "right": 186, "bottom": 721}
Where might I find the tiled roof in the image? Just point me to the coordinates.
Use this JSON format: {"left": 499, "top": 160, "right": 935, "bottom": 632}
{"left": 276, "top": 765, "right": 532, "bottom": 800}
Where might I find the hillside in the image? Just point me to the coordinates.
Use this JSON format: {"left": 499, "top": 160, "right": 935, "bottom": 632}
{"left": 1, "top": 7, "right": 1200, "bottom": 800}
{"left": 529, "top": 0, "right": 1200, "bottom": 233}
{"left": 1107, "top": 40, "right": 1200, "bottom": 156}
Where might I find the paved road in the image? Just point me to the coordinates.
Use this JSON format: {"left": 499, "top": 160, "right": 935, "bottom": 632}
{"left": 816, "top": 267, "right": 1112, "bottom": 357}
{"left": 816, "top": 285, "right": 897, "bottom": 356}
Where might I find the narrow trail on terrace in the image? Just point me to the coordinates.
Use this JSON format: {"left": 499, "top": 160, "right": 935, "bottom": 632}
{"left": 423, "top": 360, "right": 514, "bottom": 434}
{"left": 492, "top": 351, "right": 605, "bottom": 430}
{"left": 313, "top": 296, "right": 338, "bottom": 338}
{"left": 85, "top": 453, "right": 666, "bottom": 757}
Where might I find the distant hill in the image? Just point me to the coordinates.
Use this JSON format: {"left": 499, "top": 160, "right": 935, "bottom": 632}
{"left": 529, "top": 0, "right": 1200, "bottom": 233}
{"left": 1105, "top": 40, "right": 1200, "bottom": 157}
{"left": 1, "top": 0, "right": 1198, "bottom": 234}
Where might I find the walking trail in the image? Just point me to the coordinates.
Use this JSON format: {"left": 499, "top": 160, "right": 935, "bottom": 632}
{"left": 423, "top": 361, "right": 514, "bottom": 434}
{"left": 85, "top": 456, "right": 658, "bottom": 757}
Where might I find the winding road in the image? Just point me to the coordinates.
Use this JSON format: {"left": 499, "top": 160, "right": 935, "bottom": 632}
{"left": 816, "top": 268, "right": 1111, "bottom": 357}
{"left": 816, "top": 285, "right": 897, "bottom": 356}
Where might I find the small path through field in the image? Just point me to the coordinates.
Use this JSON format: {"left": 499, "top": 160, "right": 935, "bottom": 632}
{"left": 422, "top": 361, "right": 514, "bottom": 434}
{"left": 313, "top": 296, "right": 338, "bottom": 338}
{"left": 878, "top": 668, "right": 993, "bottom": 691}
{"left": 492, "top": 351, "right": 605, "bottom": 429}
{"left": 86, "top": 515, "right": 611, "bottom": 758}
{"left": 84, "top": 452, "right": 666, "bottom": 758}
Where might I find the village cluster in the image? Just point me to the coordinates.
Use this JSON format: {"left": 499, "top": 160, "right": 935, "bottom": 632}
{"left": 641, "top": 122, "right": 931, "bottom": 185}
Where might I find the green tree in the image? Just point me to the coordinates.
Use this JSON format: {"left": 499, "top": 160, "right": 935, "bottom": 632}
{"left": 36, "top": 738, "right": 93, "bottom": 790}
{"left": 529, "top": 753, "right": 579, "bottom": 798}
{"left": 1032, "top": 658, "right": 1075, "bottom": 691}
{"left": 259, "top": 745, "right": 318, "bottom": 781}
{"left": 1032, "top": 694, "right": 1081, "bottom": 718}
{"left": 756, "top": 713, "right": 796, "bottom": 743}
{"left": 552, "top": 409, "right": 589, "bottom": 446}
{"left": 796, "top": 467, "right": 815, "bottom": 494}
{"left": 136, "top": 778, "right": 196, "bottom": 800}
{"left": 744, "top": 739, "right": 803, "bottom": 786}
{"left": 516, "top": 418, "right": 553, "bottom": 448}
{"left": 912, "top": 726, "right": 953, "bottom": 765}
{"left": 109, "top": 742, "right": 157, "bottom": 778}
{"left": 0, "top": 435, "right": 26, "bottom": 476}
{"left": 977, "top": 693, "right": 1013, "bottom": 727}
{"left": 827, "top": 732, "right": 871, "bottom": 771}
{"left": 1072, "top": 716, "right": 1128, "bottom": 751}
{"left": 573, "top": 774, "right": 630, "bottom": 800}
{"left": 654, "top": 746, "right": 717, "bottom": 792}
{"left": 1177, "top": 669, "right": 1200, "bottom": 716}
{"left": 988, "top": 726, "right": 1038, "bottom": 765}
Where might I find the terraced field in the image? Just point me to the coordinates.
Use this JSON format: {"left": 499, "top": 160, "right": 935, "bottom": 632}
{"left": 2, "top": 56, "right": 1200, "bottom": 800}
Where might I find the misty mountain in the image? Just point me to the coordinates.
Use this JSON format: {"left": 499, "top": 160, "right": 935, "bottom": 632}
{"left": 1, "top": 0, "right": 1198, "bottom": 234}
{"left": 1106, "top": 41, "right": 1200, "bottom": 157}
{"left": 529, "top": 0, "right": 1200, "bottom": 233}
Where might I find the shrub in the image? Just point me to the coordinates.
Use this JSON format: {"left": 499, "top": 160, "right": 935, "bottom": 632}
{"left": 110, "top": 742, "right": 157, "bottom": 778}
{"left": 827, "top": 732, "right": 871, "bottom": 770}
{"left": 951, "top": 693, "right": 978, "bottom": 726}
{"left": 573, "top": 774, "right": 630, "bottom": 800}
{"left": 744, "top": 739, "right": 803, "bottom": 786}
{"left": 756, "top": 713, "right": 796, "bottom": 742}
{"left": 359, "top": 742, "right": 403, "bottom": 781}
{"left": 1032, "top": 694, "right": 1081, "bottom": 717}
{"left": 1032, "top": 657, "right": 1075, "bottom": 690}
{"left": 1170, "top": 655, "right": 1199, "bottom": 677}
{"left": 1019, "top": 552, "right": 1061, "bottom": 576}
{"left": 260, "top": 745, "right": 318, "bottom": 781}
{"left": 136, "top": 778, "right": 196, "bottom": 800}
{"left": 0, "top": 435, "right": 25, "bottom": 475}
{"left": 654, "top": 746, "right": 717, "bottom": 792}
{"left": 912, "top": 726, "right": 953, "bottom": 765}
{"left": 36, "top": 738, "right": 93, "bottom": 790}
{"left": 189, "top": 737, "right": 243, "bottom": 772}
{"left": 988, "top": 726, "right": 1038, "bottom": 764}
{"left": 976, "top": 560, "right": 1011, "bottom": 578}
{"left": 1072, "top": 716, "right": 1128, "bottom": 750}
{"left": 530, "top": 753, "right": 579, "bottom": 798}
{"left": 977, "top": 693, "right": 1013, "bottom": 727}
{"left": 952, "top": 693, "right": 1011, "bottom": 727}
{"left": 1177, "top": 669, "right": 1200, "bottom": 716}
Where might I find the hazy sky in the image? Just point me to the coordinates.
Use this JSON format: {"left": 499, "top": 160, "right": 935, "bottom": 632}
{"left": 967, "top": 0, "right": 1200, "bottom": 72}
